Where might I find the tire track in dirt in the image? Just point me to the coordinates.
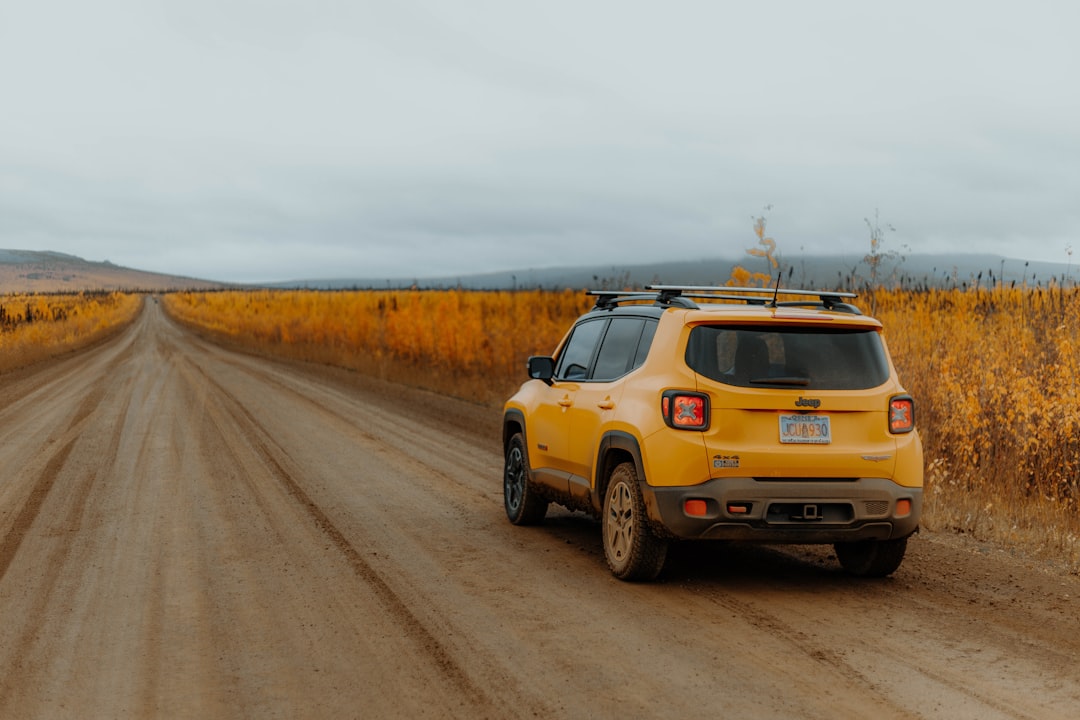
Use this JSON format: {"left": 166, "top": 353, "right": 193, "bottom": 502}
{"left": 0, "top": 379, "right": 111, "bottom": 582}
{"left": 198, "top": 348, "right": 500, "bottom": 513}
{"left": 682, "top": 557, "right": 1054, "bottom": 720}
{"left": 0, "top": 438, "right": 77, "bottom": 583}
{"left": 695, "top": 586, "right": 939, "bottom": 720}
{"left": 186, "top": 362, "right": 499, "bottom": 715}
{"left": 0, "top": 310, "right": 141, "bottom": 569}
{"left": 823, "top": 571, "right": 1071, "bottom": 720}
{"left": 0, "top": 383, "right": 132, "bottom": 708}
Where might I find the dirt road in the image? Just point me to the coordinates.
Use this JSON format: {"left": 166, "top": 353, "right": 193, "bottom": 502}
{"left": 1, "top": 298, "right": 1078, "bottom": 719}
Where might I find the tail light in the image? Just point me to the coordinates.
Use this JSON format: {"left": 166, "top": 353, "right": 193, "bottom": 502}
{"left": 889, "top": 395, "right": 915, "bottom": 434}
{"left": 662, "top": 390, "right": 710, "bottom": 430}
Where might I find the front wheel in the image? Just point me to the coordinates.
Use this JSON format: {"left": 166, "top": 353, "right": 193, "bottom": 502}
{"left": 602, "top": 462, "right": 668, "bottom": 581}
{"left": 834, "top": 537, "right": 908, "bottom": 577}
{"left": 503, "top": 433, "right": 547, "bottom": 525}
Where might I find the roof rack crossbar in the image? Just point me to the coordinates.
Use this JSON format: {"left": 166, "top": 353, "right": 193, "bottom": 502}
{"left": 586, "top": 290, "right": 655, "bottom": 310}
{"left": 645, "top": 284, "right": 857, "bottom": 300}
{"left": 586, "top": 289, "right": 699, "bottom": 310}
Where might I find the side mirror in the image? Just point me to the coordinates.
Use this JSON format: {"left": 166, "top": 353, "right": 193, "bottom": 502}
{"left": 527, "top": 356, "right": 555, "bottom": 384}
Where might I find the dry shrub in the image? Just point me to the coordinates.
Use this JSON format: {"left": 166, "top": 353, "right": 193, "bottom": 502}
{"left": 875, "top": 285, "right": 1080, "bottom": 569}
{"left": 0, "top": 292, "right": 142, "bottom": 373}
{"left": 163, "top": 289, "right": 593, "bottom": 405}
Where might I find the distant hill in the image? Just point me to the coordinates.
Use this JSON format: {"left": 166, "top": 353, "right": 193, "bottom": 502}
{"left": 0, "top": 250, "right": 226, "bottom": 293}
{"left": 6, "top": 248, "right": 1074, "bottom": 294}
{"left": 275, "top": 253, "right": 1077, "bottom": 291}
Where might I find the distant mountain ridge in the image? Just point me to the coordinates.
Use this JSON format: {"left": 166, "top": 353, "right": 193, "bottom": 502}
{"left": 276, "top": 253, "right": 1077, "bottom": 291}
{"left": 0, "top": 250, "right": 225, "bottom": 292}
{"left": 5, "top": 249, "right": 1075, "bottom": 293}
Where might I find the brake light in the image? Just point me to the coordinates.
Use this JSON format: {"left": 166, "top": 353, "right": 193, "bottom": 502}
{"left": 662, "top": 391, "right": 709, "bottom": 430}
{"left": 889, "top": 395, "right": 915, "bottom": 434}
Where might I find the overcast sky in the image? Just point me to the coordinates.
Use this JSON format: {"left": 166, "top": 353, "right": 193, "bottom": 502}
{"left": 1, "top": 1, "right": 1078, "bottom": 283}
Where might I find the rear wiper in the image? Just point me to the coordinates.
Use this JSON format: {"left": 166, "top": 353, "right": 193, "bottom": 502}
{"left": 749, "top": 376, "right": 810, "bottom": 386}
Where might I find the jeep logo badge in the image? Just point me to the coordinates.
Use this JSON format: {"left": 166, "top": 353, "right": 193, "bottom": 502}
{"left": 795, "top": 397, "right": 821, "bottom": 409}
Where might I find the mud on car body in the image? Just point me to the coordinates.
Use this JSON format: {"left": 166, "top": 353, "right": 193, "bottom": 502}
{"left": 502, "top": 284, "right": 923, "bottom": 581}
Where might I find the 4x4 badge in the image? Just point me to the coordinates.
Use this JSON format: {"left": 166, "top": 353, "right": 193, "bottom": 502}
{"left": 713, "top": 455, "right": 740, "bottom": 469}
{"left": 795, "top": 397, "right": 821, "bottom": 408}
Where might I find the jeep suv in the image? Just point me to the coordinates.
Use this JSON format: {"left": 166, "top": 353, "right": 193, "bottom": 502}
{"left": 502, "top": 285, "right": 923, "bottom": 581}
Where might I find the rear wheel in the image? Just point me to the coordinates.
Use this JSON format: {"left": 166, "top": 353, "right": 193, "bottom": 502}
{"left": 503, "top": 433, "right": 547, "bottom": 525}
{"left": 834, "top": 537, "right": 908, "bottom": 577}
{"left": 602, "top": 462, "right": 668, "bottom": 581}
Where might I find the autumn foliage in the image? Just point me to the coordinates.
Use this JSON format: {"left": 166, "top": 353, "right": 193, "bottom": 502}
{"left": 163, "top": 286, "right": 1080, "bottom": 567}
{"left": 873, "top": 284, "right": 1080, "bottom": 563}
{"left": 0, "top": 292, "right": 142, "bottom": 373}
{"left": 163, "top": 289, "right": 594, "bottom": 405}
{"left": 727, "top": 211, "right": 780, "bottom": 288}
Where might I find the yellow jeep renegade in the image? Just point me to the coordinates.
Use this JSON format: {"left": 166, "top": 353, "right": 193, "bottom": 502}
{"left": 502, "top": 285, "right": 923, "bottom": 581}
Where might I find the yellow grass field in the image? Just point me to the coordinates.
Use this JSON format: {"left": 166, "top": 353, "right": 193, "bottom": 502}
{"left": 0, "top": 292, "right": 143, "bottom": 373}
{"left": 163, "top": 288, "right": 595, "bottom": 404}
{"left": 163, "top": 287, "right": 1080, "bottom": 570}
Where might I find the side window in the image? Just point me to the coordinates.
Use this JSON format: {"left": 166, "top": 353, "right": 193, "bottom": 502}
{"left": 555, "top": 319, "right": 606, "bottom": 381}
{"left": 632, "top": 319, "right": 658, "bottom": 370}
{"left": 592, "top": 318, "right": 647, "bottom": 381}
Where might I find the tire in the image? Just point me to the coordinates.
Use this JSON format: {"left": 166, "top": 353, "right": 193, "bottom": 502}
{"left": 503, "top": 433, "right": 548, "bottom": 525}
{"left": 834, "top": 537, "right": 908, "bottom": 577}
{"left": 602, "top": 462, "right": 668, "bottom": 581}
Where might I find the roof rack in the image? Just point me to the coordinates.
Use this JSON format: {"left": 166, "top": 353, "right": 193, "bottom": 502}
{"left": 587, "top": 285, "right": 861, "bottom": 313}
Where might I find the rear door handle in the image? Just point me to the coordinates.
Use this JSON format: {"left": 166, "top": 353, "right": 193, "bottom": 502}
{"left": 597, "top": 398, "right": 615, "bottom": 410}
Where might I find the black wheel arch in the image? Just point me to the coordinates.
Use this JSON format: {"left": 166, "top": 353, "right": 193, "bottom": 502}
{"left": 503, "top": 408, "right": 527, "bottom": 453}
{"left": 592, "top": 431, "right": 651, "bottom": 515}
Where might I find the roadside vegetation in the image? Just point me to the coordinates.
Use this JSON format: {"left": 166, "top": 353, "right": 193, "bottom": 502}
{"left": 0, "top": 292, "right": 142, "bottom": 373}
{"left": 163, "top": 289, "right": 594, "bottom": 406}
{"left": 875, "top": 285, "right": 1080, "bottom": 569}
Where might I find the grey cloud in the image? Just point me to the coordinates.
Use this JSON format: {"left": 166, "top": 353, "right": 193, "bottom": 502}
{"left": 0, "top": 1, "right": 1078, "bottom": 282}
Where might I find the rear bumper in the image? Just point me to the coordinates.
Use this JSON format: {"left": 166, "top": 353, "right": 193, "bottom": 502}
{"left": 645, "top": 477, "right": 921, "bottom": 542}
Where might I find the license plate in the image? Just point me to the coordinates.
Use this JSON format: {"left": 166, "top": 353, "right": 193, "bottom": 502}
{"left": 779, "top": 414, "right": 831, "bottom": 444}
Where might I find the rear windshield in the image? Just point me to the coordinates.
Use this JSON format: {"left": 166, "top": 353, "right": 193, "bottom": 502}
{"left": 686, "top": 325, "right": 890, "bottom": 390}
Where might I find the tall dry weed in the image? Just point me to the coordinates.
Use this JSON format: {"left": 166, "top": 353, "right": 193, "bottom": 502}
{"left": 875, "top": 285, "right": 1080, "bottom": 568}
{"left": 0, "top": 292, "right": 142, "bottom": 373}
{"left": 163, "top": 289, "right": 593, "bottom": 405}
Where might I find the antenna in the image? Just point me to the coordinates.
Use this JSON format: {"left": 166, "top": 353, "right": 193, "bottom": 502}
{"left": 768, "top": 272, "right": 782, "bottom": 308}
